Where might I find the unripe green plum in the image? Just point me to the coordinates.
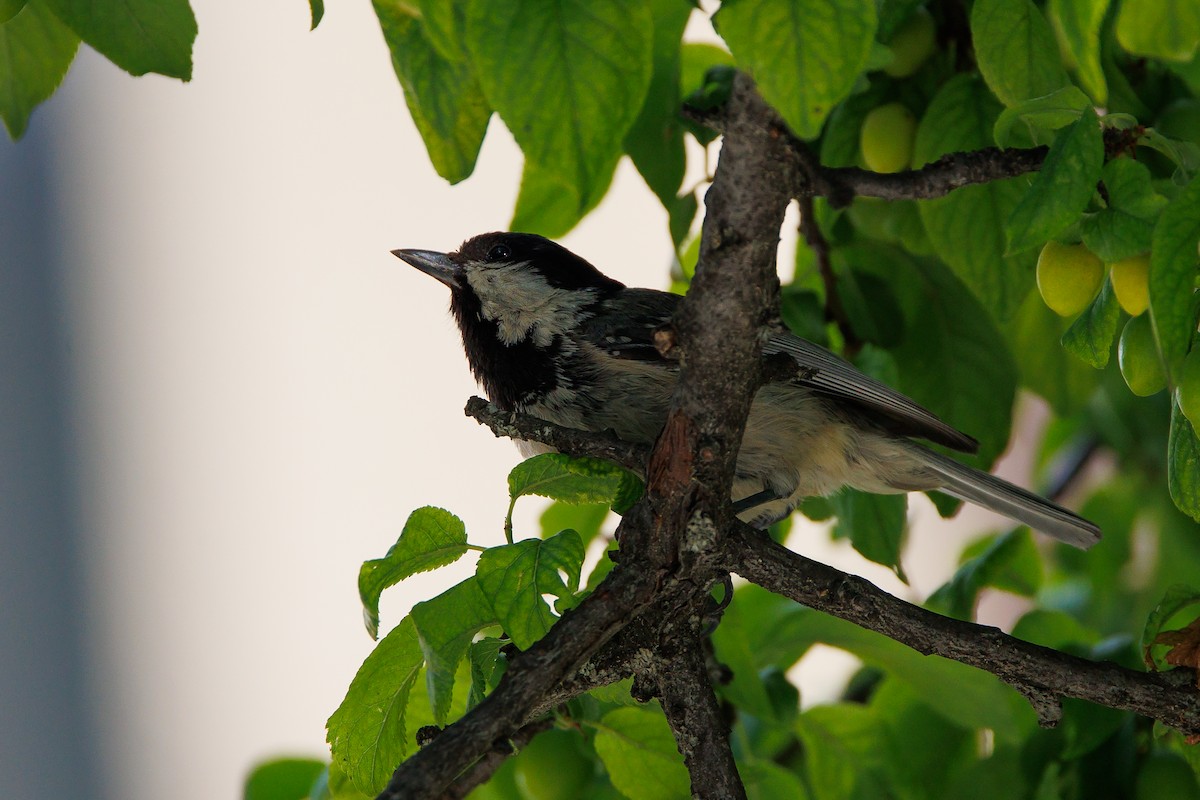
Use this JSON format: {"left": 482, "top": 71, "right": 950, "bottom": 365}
{"left": 860, "top": 103, "right": 916, "bottom": 174}
{"left": 1119, "top": 314, "right": 1168, "bottom": 397}
{"left": 883, "top": 8, "right": 937, "bottom": 78}
{"left": 1036, "top": 241, "right": 1104, "bottom": 317}
{"left": 513, "top": 730, "right": 593, "bottom": 800}
{"left": 1109, "top": 253, "right": 1151, "bottom": 316}
{"left": 1178, "top": 349, "right": 1200, "bottom": 430}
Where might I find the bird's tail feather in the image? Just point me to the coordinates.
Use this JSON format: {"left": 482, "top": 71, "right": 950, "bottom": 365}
{"left": 912, "top": 445, "right": 1100, "bottom": 549}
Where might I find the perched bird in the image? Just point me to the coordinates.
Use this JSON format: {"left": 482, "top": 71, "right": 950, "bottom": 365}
{"left": 394, "top": 232, "right": 1100, "bottom": 549}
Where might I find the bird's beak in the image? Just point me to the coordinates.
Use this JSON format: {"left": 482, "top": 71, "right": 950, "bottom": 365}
{"left": 391, "top": 248, "right": 463, "bottom": 288}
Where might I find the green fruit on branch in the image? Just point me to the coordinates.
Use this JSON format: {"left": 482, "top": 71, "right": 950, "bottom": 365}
{"left": 1036, "top": 241, "right": 1104, "bottom": 317}
{"left": 1109, "top": 253, "right": 1151, "bottom": 316}
{"left": 860, "top": 102, "right": 916, "bottom": 174}
{"left": 1119, "top": 314, "right": 1168, "bottom": 397}
{"left": 883, "top": 7, "right": 937, "bottom": 78}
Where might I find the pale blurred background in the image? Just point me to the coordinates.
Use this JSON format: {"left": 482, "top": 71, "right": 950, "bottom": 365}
{"left": 0, "top": 2, "right": 1015, "bottom": 798}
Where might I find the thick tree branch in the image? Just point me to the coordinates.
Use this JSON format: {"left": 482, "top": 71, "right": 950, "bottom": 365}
{"left": 722, "top": 524, "right": 1200, "bottom": 734}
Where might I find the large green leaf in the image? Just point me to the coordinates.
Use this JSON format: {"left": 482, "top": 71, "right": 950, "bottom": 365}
{"left": 594, "top": 706, "right": 691, "bottom": 800}
{"left": 410, "top": 577, "right": 495, "bottom": 724}
{"left": 830, "top": 489, "right": 907, "bottom": 576}
{"left": 1047, "top": 0, "right": 1108, "bottom": 103}
{"left": 358, "top": 506, "right": 469, "bottom": 640}
{"left": 373, "top": 2, "right": 490, "bottom": 184}
{"left": 465, "top": 0, "right": 652, "bottom": 216}
{"left": 796, "top": 704, "right": 887, "bottom": 800}
{"left": 0, "top": 1, "right": 78, "bottom": 138}
{"left": 1116, "top": 0, "right": 1200, "bottom": 62}
{"left": 624, "top": 0, "right": 691, "bottom": 205}
{"left": 327, "top": 617, "right": 425, "bottom": 795}
{"left": 475, "top": 530, "right": 584, "bottom": 649}
{"left": 1005, "top": 107, "right": 1103, "bottom": 254}
{"left": 714, "top": 0, "right": 877, "bottom": 139}
{"left": 971, "top": 0, "right": 1069, "bottom": 107}
{"left": 506, "top": 453, "right": 641, "bottom": 540}
{"left": 46, "top": 0, "right": 194, "bottom": 79}
{"left": 914, "top": 75, "right": 1035, "bottom": 320}
{"left": 1149, "top": 177, "right": 1200, "bottom": 380}
{"left": 1168, "top": 402, "right": 1200, "bottom": 523}
{"left": 510, "top": 152, "right": 618, "bottom": 238}
{"left": 1080, "top": 157, "right": 1168, "bottom": 263}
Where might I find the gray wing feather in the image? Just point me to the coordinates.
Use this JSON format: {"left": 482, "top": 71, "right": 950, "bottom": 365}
{"left": 765, "top": 332, "right": 978, "bottom": 453}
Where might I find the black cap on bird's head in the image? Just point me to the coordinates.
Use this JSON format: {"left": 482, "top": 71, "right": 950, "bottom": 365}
{"left": 392, "top": 232, "right": 624, "bottom": 294}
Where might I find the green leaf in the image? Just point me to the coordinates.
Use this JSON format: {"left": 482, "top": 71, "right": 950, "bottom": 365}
{"left": 914, "top": 75, "right": 1035, "bottom": 320}
{"left": 1062, "top": 277, "right": 1122, "bottom": 369}
{"left": 624, "top": 0, "right": 691, "bottom": 205}
{"left": 1009, "top": 289, "right": 1097, "bottom": 415}
{"left": 327, "top": 617, "right": 425, "bottom": 795}
{"left": 1116, "top": 0, "right": 1200, "bottom": 62}
{"left": 309, "top": 0, "right": 323, "bottom": 29}
{"left": 1080, "top": 158, "right": 1168, "bottom": 263}
{"left": 926, "top": 530, "right": 1043, "bottom": 620}
{"left": 971, "top": 0, "right": 1069, "bottom": 107}
{"left": 465, "top": 0, "right": 652, "bottom": 214}
{"left": 1150, "top": 177, "right": 1200, "bottom": 381}
{"left": 829, "top": 489, "right": 907, "bottom": 576}
{"left": 1006, "top": 107, "right": 1103, "bottom": 254}
{"left": 1047, "top": 0, "right": 1108, "bottom": 103}
{"left": 467, "top": 637, "right": 504, "bottom": 710}
{"left": 1169, "top": 402, "right": 1200, "bottom": 523}
{"left": 45, "top": 0, "right": 194, "bottom": 79}
{"left": 475, "top": 530, "right": 584, "bottom": 649}
{"left": 539, "top": 500, "right": 609, "bottom": 547}
{"left": 506, "top": 453, "right": 641, "bottom": 539}
{"left": 831, "top": 260, "right": 906, "bottom": 347}
{"left": 795, "top": 704, "right": 887, "bottom": 800}
{"left": 0, "top": 0, "right": 26, "bottom": 24}
{"left": 1142, "top": 584, "right": 1200, "bottom": 668}
{"left": 510, "top": 153, "right": 618, "bottom": 237}
{"left": 358, "top": 506, "right": 469, "bottom": 640}
{"left": 245, "top": 758, "right": 326, "bottom": 800}
{"left": 415, "top": 0, "right": 467, "bottom": 61}
{"left": 993, "top": 86, "right": 1091, "bottom": 148}
{"left": 593, "top": 706, "right": 690, "bottom": 800}
{"left": 0, "top": 1, "right": 78, "bottom": 139}
{"left": 410, "top": 577, "right": 495, "bottom": 724}
{"left": 714, "top": 0, "right": 877, "bottom": 139}
{"left": 741, "top": 759, "right": 811, "bottom": 800}
{"left": 373, "top": 3, "right": 490, "bottom": 184}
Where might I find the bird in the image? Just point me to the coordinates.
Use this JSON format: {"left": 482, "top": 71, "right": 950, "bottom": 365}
{"left": 393, "top": 231, "right": 1100, "bottom": 549}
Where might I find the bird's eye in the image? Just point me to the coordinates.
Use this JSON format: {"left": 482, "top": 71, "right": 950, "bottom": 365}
{"left": 486, "top": 244, "right": 512, "bottom": 262}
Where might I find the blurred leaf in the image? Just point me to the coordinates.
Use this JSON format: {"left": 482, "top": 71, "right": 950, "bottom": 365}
{"left": 796, "top": 704, "right": 888, "bottom": 799}
{"left": 1115, "top": 0, "right": 1200, "bottom": 62}
{"left": 594, "top": 706, "right": 690, "bottom": 800}
{"left": 1009, "top": 289, "right": 1098, "bottom": 415}
{"left": 539, "top": 500, "right": 609, "bottom": 547}
{"left": 1080, "top": 158, "right": 1167, "bottom": 263}
{"left": 927, "top": 530, "right": 1043, "bottom": 620}
{"left": 1048, "top": 0, "right": 1108, "bottom": 104}
{"left": 0, "top": 0, "right": 26, "bottom": 24}
{"left": 1149, "top": 177, "right": 1200, "bottom": 381}
{"left": 466, "top": 0, "right": 652, "bottom": 216}
{"left": 714, "top": 0, "right": 877, "bottom": 139}
{"left": 993, "top": 86, "right": 1091, "bottom": 148}
{"left": 832, "top": 262, "right": 906, "bottom": 347}
{"left": 668, "top": 191, "right": 698, "bottom": 249}
{"left": 971, "top": 0, "right": 1068, "bottom": 106}
{"left": 46, "top": 0, "right": 194, "bottom": 79}
{"left": 915, "top": 75, "right": 1035, "bottom": 320}
{"left": 779, "top": 286, "right": 828, "bottom": 345}
{"left": 0, "top": 1, "right": 78, "bottom": 139}
{"left": 830, "top": 489, "right": 907, "bottom": 577}
{"left": 358, "top": 506, "right": 468, "bottom": 639}
{"left": 1168, "top": 402, "right": 1200, "bottom": 522}
{"left": 624, "top": 0, "right": 690, "bottom": 204}
{"left": 327, "top": 617, "right": 424, "bottom": 795}
{"left": 244, "top": 758, "right": 326, "bottom": 800}
{"left": 1006, "top": 108, "right": 1104, "bottom": 254}
{"left": 871, "top": 680, "right": 975, "bottom": 798}
{"left": 476, "top": 530, "right": 584, "bottom": 649}
{"left": 410, "top": 577, "right": 495, "bottom": 723}
{"left": 510, "top": 154, "right": 618, "bottom": 237}
{"left": 1062, "top": 278, "right": 1121, "bottom": 369}
{"left": 373, "top": 3, "right": 490, "bottom": 184}
{"left": 741, "top": 759, "right": 811, "bottom": 800}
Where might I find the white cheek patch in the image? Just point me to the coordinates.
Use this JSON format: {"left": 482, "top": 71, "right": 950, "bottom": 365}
{"left": 467, "top": 262, "right": 594, "bottom": 347}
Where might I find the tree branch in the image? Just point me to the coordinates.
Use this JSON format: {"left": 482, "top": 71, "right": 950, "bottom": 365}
{"left": 722, "top": 524, "right": 1200, "bottom": 734}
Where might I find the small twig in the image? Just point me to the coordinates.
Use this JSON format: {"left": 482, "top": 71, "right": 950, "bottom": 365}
{"left": 796, "top": 194, "right": 861, "bottom": 356}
